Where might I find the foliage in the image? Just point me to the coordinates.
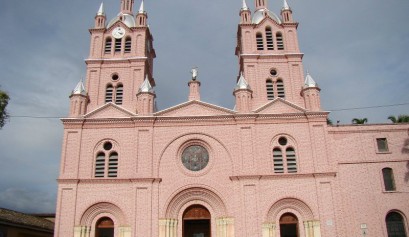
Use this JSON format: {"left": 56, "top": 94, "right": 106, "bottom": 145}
{"left": 327, "top": 118, "right": 333, "bottom": 125}
{"left": 351, "top": 118, "right": 368, "bottom": 124}
{"left": 0, "top": 87, "right": 10, "bottom": 129}
{"left": 388, "top": 115, "right": 409, "bottom": 123}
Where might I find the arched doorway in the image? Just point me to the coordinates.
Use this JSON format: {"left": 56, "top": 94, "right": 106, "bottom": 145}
{"left": 279, "top": 213, "right": 299, "bottom": 237}
{"left": 386, "top": 212, "right": 407, "bottom": 237}
{"left": 95, "top": 217, "right": 114, "bottom": 237}
{"left": 183, "top": 205, "right": 211, "bottom": 237}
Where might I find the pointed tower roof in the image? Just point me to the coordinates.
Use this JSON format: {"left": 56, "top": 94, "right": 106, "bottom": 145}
{"left": 72, "top": 80, "right": 87, "bottom": 96}
{"left": 282, "top": 0, "right": 291, "bottom": 10}
{"left": 304, "top": 71, "right": 318, "bottom": 88}
{"left": 241, "top": 0, "right": 249, "bottom": 10}
{"left": 97, "top": 2, "right": 105, "bottom": 16}
{"left": 235, "top": 72, "right": 251, "bottom": 90}
{"left": 139, "top": 76, "right": 154, "bottom": 93}
{"left": 138, "top": 0, "right": 145, "bottom": 13}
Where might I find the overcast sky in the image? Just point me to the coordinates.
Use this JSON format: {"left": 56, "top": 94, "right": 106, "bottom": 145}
{"left": 0, "top": 0, "right": 408, "bottom": 213}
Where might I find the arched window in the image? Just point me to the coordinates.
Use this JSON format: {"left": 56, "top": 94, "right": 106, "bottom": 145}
{"left": 115, "top": 84, "right": 123, "bottom": 105}
{"left": 266, "top": 79, "right": 274, "bottom": 100}
{"left": 105, "top": 85, "right": 114, "bottom": 103}
{"left": 273, "top": 148, "right": 284, "bottom": 173}
{"left": 108, "top": 152, "right": 118, "bottom": 177}
{"left": 280, "top": 213, "right": 299, "bottom": 237}
{"left": 273, "top": 136, "right": 298, "bottom": 174}
{"left": 266, "top": 27, "right": 274, "bottom": 50}
{"left": 95, "top": 152, "right": 105, "bottom": 178}
{"left": 276, "top": 32, "right": 284, "bottom": 50}
{"left": 96, "top": 217, "right": 114, "bottom": 237}
{"left": 115, "top": 38, "right": 122, "bottom": 52}
{"left": 383, "top": 168, "right": 396, "bottom": 191}
{"left": 256, "top": 33, "right": 264, "bottom": 50}
{"left": 386, "top": 212, "right": 407, "bottom": 237}
{"left": 124, "top": 37, "right": 132, "bottom": 53}
{"left": 95, "top": 141, "right": 119, "bottom": 178}
{"left": 276, "top": 79, "right": 285, "bottom": 98}
{"left": 286, "top": 147, "right": 297, "bottom": 173}
{"left": 104, "top": 38, "right": 112, "bottom": 53}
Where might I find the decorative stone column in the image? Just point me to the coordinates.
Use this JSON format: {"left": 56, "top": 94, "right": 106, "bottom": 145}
{"left": 118, "top": 226, "right": 132, "bottom": 237}
{"left": 262, "top": 223, "right": 276, "bottom": 237}
{"left": 74, "top": 226, "right": 91, "bottom": 237}
{"left": 304, "top": 220, "right": 321, "bottom": 237}
{"left": 159, "top": 219, "right": 178, "bottom": 237}
{"left": 216, "top": 217, "right": 234, "bottom": 237}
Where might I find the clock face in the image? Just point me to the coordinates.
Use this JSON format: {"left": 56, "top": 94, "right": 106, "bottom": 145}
{"left": 112, "top": 27, "right": 125, "bottom": 39}
{"left": 181, "top": 145, "right": 209, "bottom": 171}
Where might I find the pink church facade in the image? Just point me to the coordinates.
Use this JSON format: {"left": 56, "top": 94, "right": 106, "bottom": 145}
{"left": 54, "top": 0, "right": 409, "bottom": 237}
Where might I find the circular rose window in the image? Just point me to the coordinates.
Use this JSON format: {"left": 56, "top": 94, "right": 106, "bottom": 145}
{"left": 181, "top": 145, "right": 209, "bottom": 171}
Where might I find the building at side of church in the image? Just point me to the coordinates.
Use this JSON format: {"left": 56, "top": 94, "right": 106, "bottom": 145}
{"left": 54, "top": 0, "right": 409, "bottom": 236}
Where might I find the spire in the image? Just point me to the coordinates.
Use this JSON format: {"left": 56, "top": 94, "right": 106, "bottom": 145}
{"left": 241, "top": 0, "right": 249, "bottom": 10}
{"left": 282, "top": 0, "right": 291, "bottom": 10}
{"left": 304, "top": 71, "right": 318, "bottom": 88}
{"left": 97, "top": 2, "right": 105, "bottom": 16}
{"left": 139, "top": 76, "right": 154, "bottom": 93}
{"left": 72, "top": 80, "right": 87, "bottom": 96}
{"left": 138, "top": 0, "right": 145, "bottom": 13}
{"left": 235, "top": 72, "right": 251, "bottom": 90}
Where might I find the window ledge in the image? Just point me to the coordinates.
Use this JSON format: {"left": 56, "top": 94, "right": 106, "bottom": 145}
{"left": 376, "top": 151, "right": 391, "bottom": 154}
{"left": 383, "top": 190, "right": 397, "bottom": 193}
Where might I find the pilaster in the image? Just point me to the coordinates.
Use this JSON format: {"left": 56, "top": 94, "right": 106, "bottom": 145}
{"left": 262, "top": 223, "right": 276, "bottom": 237}
{"left": 304, "top": 220, "right": 321, "bottom": 237}
{"left": 159, "top": 219, "right": 178, "bottom": 237}
{"left": 216, "top": 217, "right": 235, "bottom": 237}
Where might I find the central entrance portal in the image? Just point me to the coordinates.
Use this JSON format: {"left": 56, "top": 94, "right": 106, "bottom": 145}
{"left": 183, "top": 205, "right": 211, "bottom": 237}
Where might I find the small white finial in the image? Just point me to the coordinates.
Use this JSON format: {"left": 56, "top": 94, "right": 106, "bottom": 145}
{"left": 138, "top": 0, "right": 145, "bottom": 13}
{"left": 72, "top": 80, "right": 87, "bottom": 96}
{"left": 242, "top": 0, "right": 249, "bottom": 10}
{"left": 235, "top": 72, "right": 251, "bottom": 90}
{"left": 191, "top": 67, "right": 198, "bottom": 80}
{"left": 139, "top": 75, "right": 154, "bottom": 93}
{"left": 304, "top": 71, "right": 317, "bottom": 88}
{"left": 283, "top": 0, "right": 291, "bottom": 10}
{"left": 97, "top": 2, "right": 105, "bottom": 16}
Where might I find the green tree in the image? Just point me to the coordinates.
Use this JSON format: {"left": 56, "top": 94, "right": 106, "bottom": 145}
{"left": 352, "top": 118, "right": 368, "bottom": 124}
{"left": 0, "top": 87, "right": 10, "bottom": 129}
{"left": 388, "top": 115, "right": 409, "bottom": 123}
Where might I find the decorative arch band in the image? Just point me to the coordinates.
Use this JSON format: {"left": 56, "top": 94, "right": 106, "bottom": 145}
{"left": 266, "top": 198, "right": 314, "bottom": 221}
{"left": 80, "top": 202, "right": 126, "bottom": 226}
{"left": 165, "top": 187, "right": 227, "bottom": 218}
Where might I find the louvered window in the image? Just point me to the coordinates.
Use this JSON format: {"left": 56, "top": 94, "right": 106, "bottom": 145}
{"left": 273, "top": 148, "right": 284, "bottom": 173}
{"left": 105, "top": 38, "right": 112, "bottom": 53}
{"left": 266, "top": 80, "right": 274, "bottom": 100}
{"left": 124, "top": 37, "right": 132, "bottom": 53}
{"left": 115, "top": 39, "right": 122, "bottom": 52}
{"left": 108, "top": 152, "right": 118, "bottom": 177}
{"left": 286, "top": 148, "right": 297, "bottom": 173}
{"left": 95, "top": 152, "right": 105, "bottom": 178}
{"left": 277, "top": 79, "right": 285, "bottom": 98}
{"left": 276, "top": 33, "right": 284, "bottom": 50}
{"left": 266, "top": 27, "right": 274, "bottom": 50}
{"left": 256, "top": 33, "right": 264, "bottom": 50}
{"left": 382, "top": 168, "right": 396, "bottom": 191}
{"left": 105, "top": 85, "right": 113, "bottom": 103}
{"left": 115, "top": 85, "right": 123, "bottom": 105}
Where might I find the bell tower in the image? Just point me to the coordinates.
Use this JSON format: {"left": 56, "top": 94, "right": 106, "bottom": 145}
{"left": 85, "top": 0, "right": 156, "bottom": 114}
{"left": 235, "top": 0, "right": 309, "bottom": 111}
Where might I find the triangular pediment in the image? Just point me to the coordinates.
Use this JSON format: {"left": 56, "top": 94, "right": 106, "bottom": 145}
{"left": 254, "top": 98, "right": 306, "bottom": 114}
{"left": 255, "top": 16, "right": 282, "bottom": 28}
{"left": 85, "top": 103, "right": 136, "bottom": 119}
{"left": 155, "top": 100, "right": 235, "bottom": 117}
